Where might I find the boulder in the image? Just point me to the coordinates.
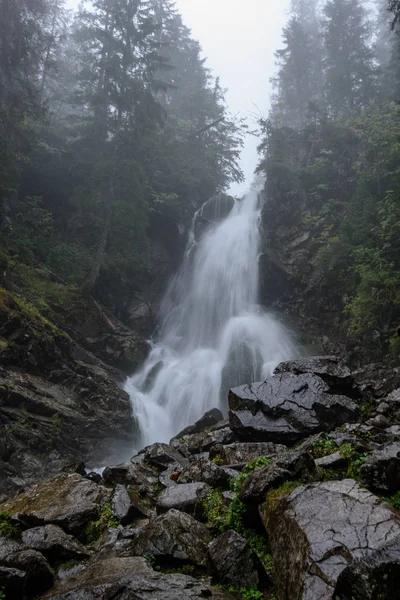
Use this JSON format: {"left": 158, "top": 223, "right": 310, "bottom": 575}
{"left": 353, "top": 365, "right": 400, "bottom": 399}
{"left": 229, "top": 372, "right": 359, "bottom": 445}
{"left": 0, "top": 565, "right": 26, "bottom": 598}
{"left": 239, "top": 449, "right": 316, "bottom": 505}
{"left": 3, "top": 549, "right": 54, "bottom": 596}
{"left": 361, "top": 442, "right": 400, "bottom": 494}
{"left": 209, "top": 441, "right": 287, "bottom": 465}
{"left": 22, "top": 524, "right": 89, "bottom": 564}
{"left": 275, "top": 356, "right": 354, "bottom": 395}
{"left": 133, "top": 509, "right": 211, "bottom": 568}
{"left": 172, "top": 409, "right": 224, "bottom": 440}
{"left": 111, "top": 485, "right": 136, "bottom": 525}
{"left": 334, "top": 537, "right": 400, "bottom": 599}
{"left": 103, "top": 461, "right": 157, "bottom": 500}
{"left": 172, "top": 427, "right": 236, "bottom": 455}
{"left": 315, "top": 451, "right": 347, "bottom": 469}
{"left": 208, "top": 530, "right": 270, "bottom": 589}
{"left": 179, "top": 458, "right": 233, "bottom": 488}
{"left": 142, "top": 443, "right": 188, "bottom": 470}
{"left": 266, "top": 479, "right": 400, "bottom": 600}
{"left": 2, "top": 472, "right": 111, "bottom": 538}
{"left": 156, "top": 482, "right": 211, "bottom": 516}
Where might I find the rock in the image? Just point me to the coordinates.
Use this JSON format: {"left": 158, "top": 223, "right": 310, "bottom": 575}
{"left": 143, "top": 443, "right": 188, "bottom": 470}
{"left": 156, "top": 482, "right": 211, "bottom": 516}
{"left": 22, "top": 524, "right": 89, "bottom": 564}
{"left": 377, "top": 402, "right": 390, "bottom": 415}
{"left": 361, "top": 442, "right": 400, "bottom": 493}
{"left": 275, "top": 356, "right": 354, "bottom": 395}
{"left": 103, "top": 461, "right": 157, "bottom": 499}
{"left": 209, "top": 441, "right": 287, "bottom": 465}
{"left": 353, "top": 365, "right": 400, "bottom": 399}
{"left": 266, "top": 479, "right": 400, "bottom": 600}
{"left": 208, "top": 530, "right": 270, "bottom": 589}
{"left": 239, "top": 449, "right": 316, "bottom": 505}
{"left": 229, "top": 372, "right": 359, "bottom": 445}
{"left": 179, "top": 458, "right": 232, "bottom": 488}
{"left": 2, "top": 472, "right": 111, "bottom": 538}
{"left": 0, "top": 565, "right": 26, "bottom": 599}
{"left": 3, "top": 549, "right": 54, "bottom": 596}
{"left": 172, "top": 427, "right": 236, "bottom": 455}
{"left": 111, "top": 485, "right": 135, "bottom": 525}
{"left": 366, "top": 414, "right": 390, "bottom": 429}
{"left": 133, "top": 509, "right": 211, "bottom": 568}
{"left": 44, "top": 556, "right": 152, "bottom": 597}
{"left": 315, "top": 451, "right": 347, "bottom": 469}
{"left": 99, "top": 573, "right": 236, "bottom": 600}
{"left": 334, "top": 537, "right": 400, "bottom": 599}
{"left": 172, "top": 409, "right": 224, "bottom": 440}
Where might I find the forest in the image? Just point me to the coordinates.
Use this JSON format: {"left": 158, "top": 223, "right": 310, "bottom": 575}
{"left": 1, "top": 0, "right": 400, "bottom": 354}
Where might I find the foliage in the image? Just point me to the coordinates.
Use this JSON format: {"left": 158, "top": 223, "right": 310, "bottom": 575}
{"left": 227, "top": 587, "right": 264, "bottom": 600}
{"left": 0, "top": 511, "right": 21, "bottom": 538}
{"left": 311, "top": 438, "right": 338, "bottom": 459}
{"left": 211, "top": 454, "right": 224, "bottom": 466}
{"left": 384, "top": 491, "right": 400, "bottom": 510}
{"left": 85, "top": 503, "right": 118, "bottom": 544}
{"left": 339, "top": 443, "right": 368, "bottom": 478}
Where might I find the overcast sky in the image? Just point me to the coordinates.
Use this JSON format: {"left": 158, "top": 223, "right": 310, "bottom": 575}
{"left": 173, "top": 0, "right": 290, "bottom": 194}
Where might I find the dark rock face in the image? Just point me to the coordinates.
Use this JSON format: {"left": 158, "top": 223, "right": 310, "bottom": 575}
{"left": 156, "top": 482, "right": 211, "bottom": 516}
{"left": 229, "top": 372, "right": 359, "bottom": 444}
{"left": 0, "top": 565, "right": 26, "bottom": 599}
{"left": 142, "top": 443, "right": 189, "bottom": 470}
{"left": 361, "top": 443, "right": 400, "bottom": 494}
{"left": 275, "top": 356, "right": 354, "bottom": 395}
{"left": 172, "top": 409, "right": 224, "bottom": 440}
{"left": 21, "top": 524, "right": 89, "bottom": 564}
{"left": 3, "top": 549, "right": 54, "bottom": 596}
{"left": 209, "top": 441, "right": 287, "bottom": 465}
{"left": 208, "top": 530, "right": 269, "bottom": 589}
{"left": 111, "top": 485, "right": 137, "bottom": 525}
{"left": 179, "top": 458, "right": 232, "bottom": 488}
{"left": 266, "top": 479, "right": 400, "bottom": 600}
{"left": 133, "top": 509, "right": 212, "bottom": 568}
{"left": 2, "top": 473, "right": 111, "bottom": 538}
{"left": 239, "top": 449, "right": 315, "bottom": 505}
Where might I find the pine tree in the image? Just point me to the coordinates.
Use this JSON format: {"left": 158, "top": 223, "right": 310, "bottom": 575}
{"left": 322, "top": 0, "right": 376, "bottom": 118}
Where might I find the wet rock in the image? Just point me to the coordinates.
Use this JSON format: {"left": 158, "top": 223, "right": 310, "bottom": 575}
{"left": 22, "top": 524, "right": 89, "bottom": 564}
{"left": 315, "top": 451, "right": 347, "bottom": 469}
{"left": 111, "top": 485, "right": 136, "bottom": 525}
{"left": 102, "top": 461, "right": 157, "bottom": 499}
{"left": 209, "top": 441, "right": 287, "bottom": 465}
{"left": 0, "top": 565, "right": 26, "bottom": 599}
{"left": 44, "top": 556, "right": 151, "bottom": 597}
{"left": 133, "top": 509, "right": 211, "bottom": 568}
{"left": 208, "top": 530, "right": 270, "bottom": 589}
{"left": 275, "top": 356, "right": 354, "bottom": 395}
{"left": 143, "top": 443, "right": 189, "bottom": 470}
{"left": 103, "top": 572, "right": 237, "bottom": 600}
{"left": 2, "top": 472, "right": 111, "bottom": 538}
{"left": 172, "top": 427, "right": 236, "bottom": 455}
{"left": 353, "top": 365, "right": 400, "bottom": 399}
{"left": 361, "top": 442, "right": 400, "bottom": 494}
{"left": 266, "top": 479, "right": 400, "bottom": 600}
{"left": 179, "top": 458, "right": 232, "bottom": 488}
{"left": 366, "top": 414, "right": 390, "bottom": 429}
{"left": 239, "top": 449, "right": 316, "bottom": 505}
{"left": 156, "top": 482, "right": 211, "bottom": 516}
{"left": 172, "top": 409, "right": 224, "bottom": 440}
{"left": 229, "top": 372, "right": 359, "bottom": 445}
{"left": 4, "top": 549, "right": 54, "bottom": 596}
{"left": 334, "top": 537, "right": 400, "bottom": 599}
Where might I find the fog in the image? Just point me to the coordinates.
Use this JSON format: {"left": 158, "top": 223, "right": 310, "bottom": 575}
{"left": 172, "top": 0, "right": 291, "bottom": 194}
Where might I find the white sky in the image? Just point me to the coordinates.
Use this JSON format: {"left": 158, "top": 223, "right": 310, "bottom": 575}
{"left": 67, "top": 0, "right": 290, "bottom": 195}
{"left": 173, "top": 0, "right": 290, "bottom": 194}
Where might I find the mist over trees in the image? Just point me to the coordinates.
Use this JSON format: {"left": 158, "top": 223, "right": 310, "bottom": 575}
{"left": 0, "top": 0, "right": 245, "bottom": 307}
{"left": 259, "top": 0, "right": 400, "bottom": 358}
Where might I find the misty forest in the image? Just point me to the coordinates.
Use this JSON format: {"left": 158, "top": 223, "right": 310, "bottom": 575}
{"left": 4, "top": 1, "right": 400, "bottom": 599}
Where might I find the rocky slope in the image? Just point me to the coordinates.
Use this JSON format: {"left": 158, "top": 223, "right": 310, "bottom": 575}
{"left": 2, "top": 356, "right": 400, "bottom": 599}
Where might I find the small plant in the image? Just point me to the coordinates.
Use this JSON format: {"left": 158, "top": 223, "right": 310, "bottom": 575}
{"left": 211, "top": 454, "right": 224, "bottom": 466}
{"left": 384, "top": 491, "right": 400, "bottom": 511}
{"left": 339, "top": 443, "right": 368, "bottom": 478}
{"left": 0, "top": 588, "right": 5, "bottom": 600}
{"left": 0, "top": 511, "right": 21, "bottom": 538}
{"left": 228, "top": 587, "right": 264, "bottom": 600}
{"left": 311, "top": 438, "right": 338, "bottom": 458}
{"left": 85, "top": 503, "right": 118, "bottom": 544}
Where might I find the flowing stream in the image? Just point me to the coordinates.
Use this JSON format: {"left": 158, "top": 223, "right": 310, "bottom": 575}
{"left": 125, "top": 189, "right": 297, "bottom": 448}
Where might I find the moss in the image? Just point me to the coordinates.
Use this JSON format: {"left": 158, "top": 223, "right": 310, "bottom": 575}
{"left": 211, "top": 454, "right": 224, "bottom": 466}
{"left": 0, "top": 511, "right": 21, "bottom": 538}
{"left": 263, "top": 480, "right": 304, "bottom": 530}
{"left": 85, "top": 503, "right": 118, "bottom": 544}
{"left": 384, "top": 491, "right": 400, "bottom": 510}
{"left": 310, "top": 438, "right": 338, "bottom": 459}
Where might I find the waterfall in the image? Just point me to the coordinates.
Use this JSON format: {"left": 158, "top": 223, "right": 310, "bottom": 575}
{"left": 124, "top": 189, "right": 297, "bottom": 448}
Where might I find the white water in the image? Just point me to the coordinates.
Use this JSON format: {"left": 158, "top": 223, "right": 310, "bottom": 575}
{"left": 125, "top": 189, "right": 297, "bottom": 448}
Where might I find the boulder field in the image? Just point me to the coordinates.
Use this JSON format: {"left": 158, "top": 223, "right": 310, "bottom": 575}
{"left": 2, "top": 356, "right": 400, "bottom": 599}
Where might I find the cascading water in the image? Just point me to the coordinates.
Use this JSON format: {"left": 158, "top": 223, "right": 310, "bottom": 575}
{"left": 125, "top": 189, "right": 297, "bottom": 449}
